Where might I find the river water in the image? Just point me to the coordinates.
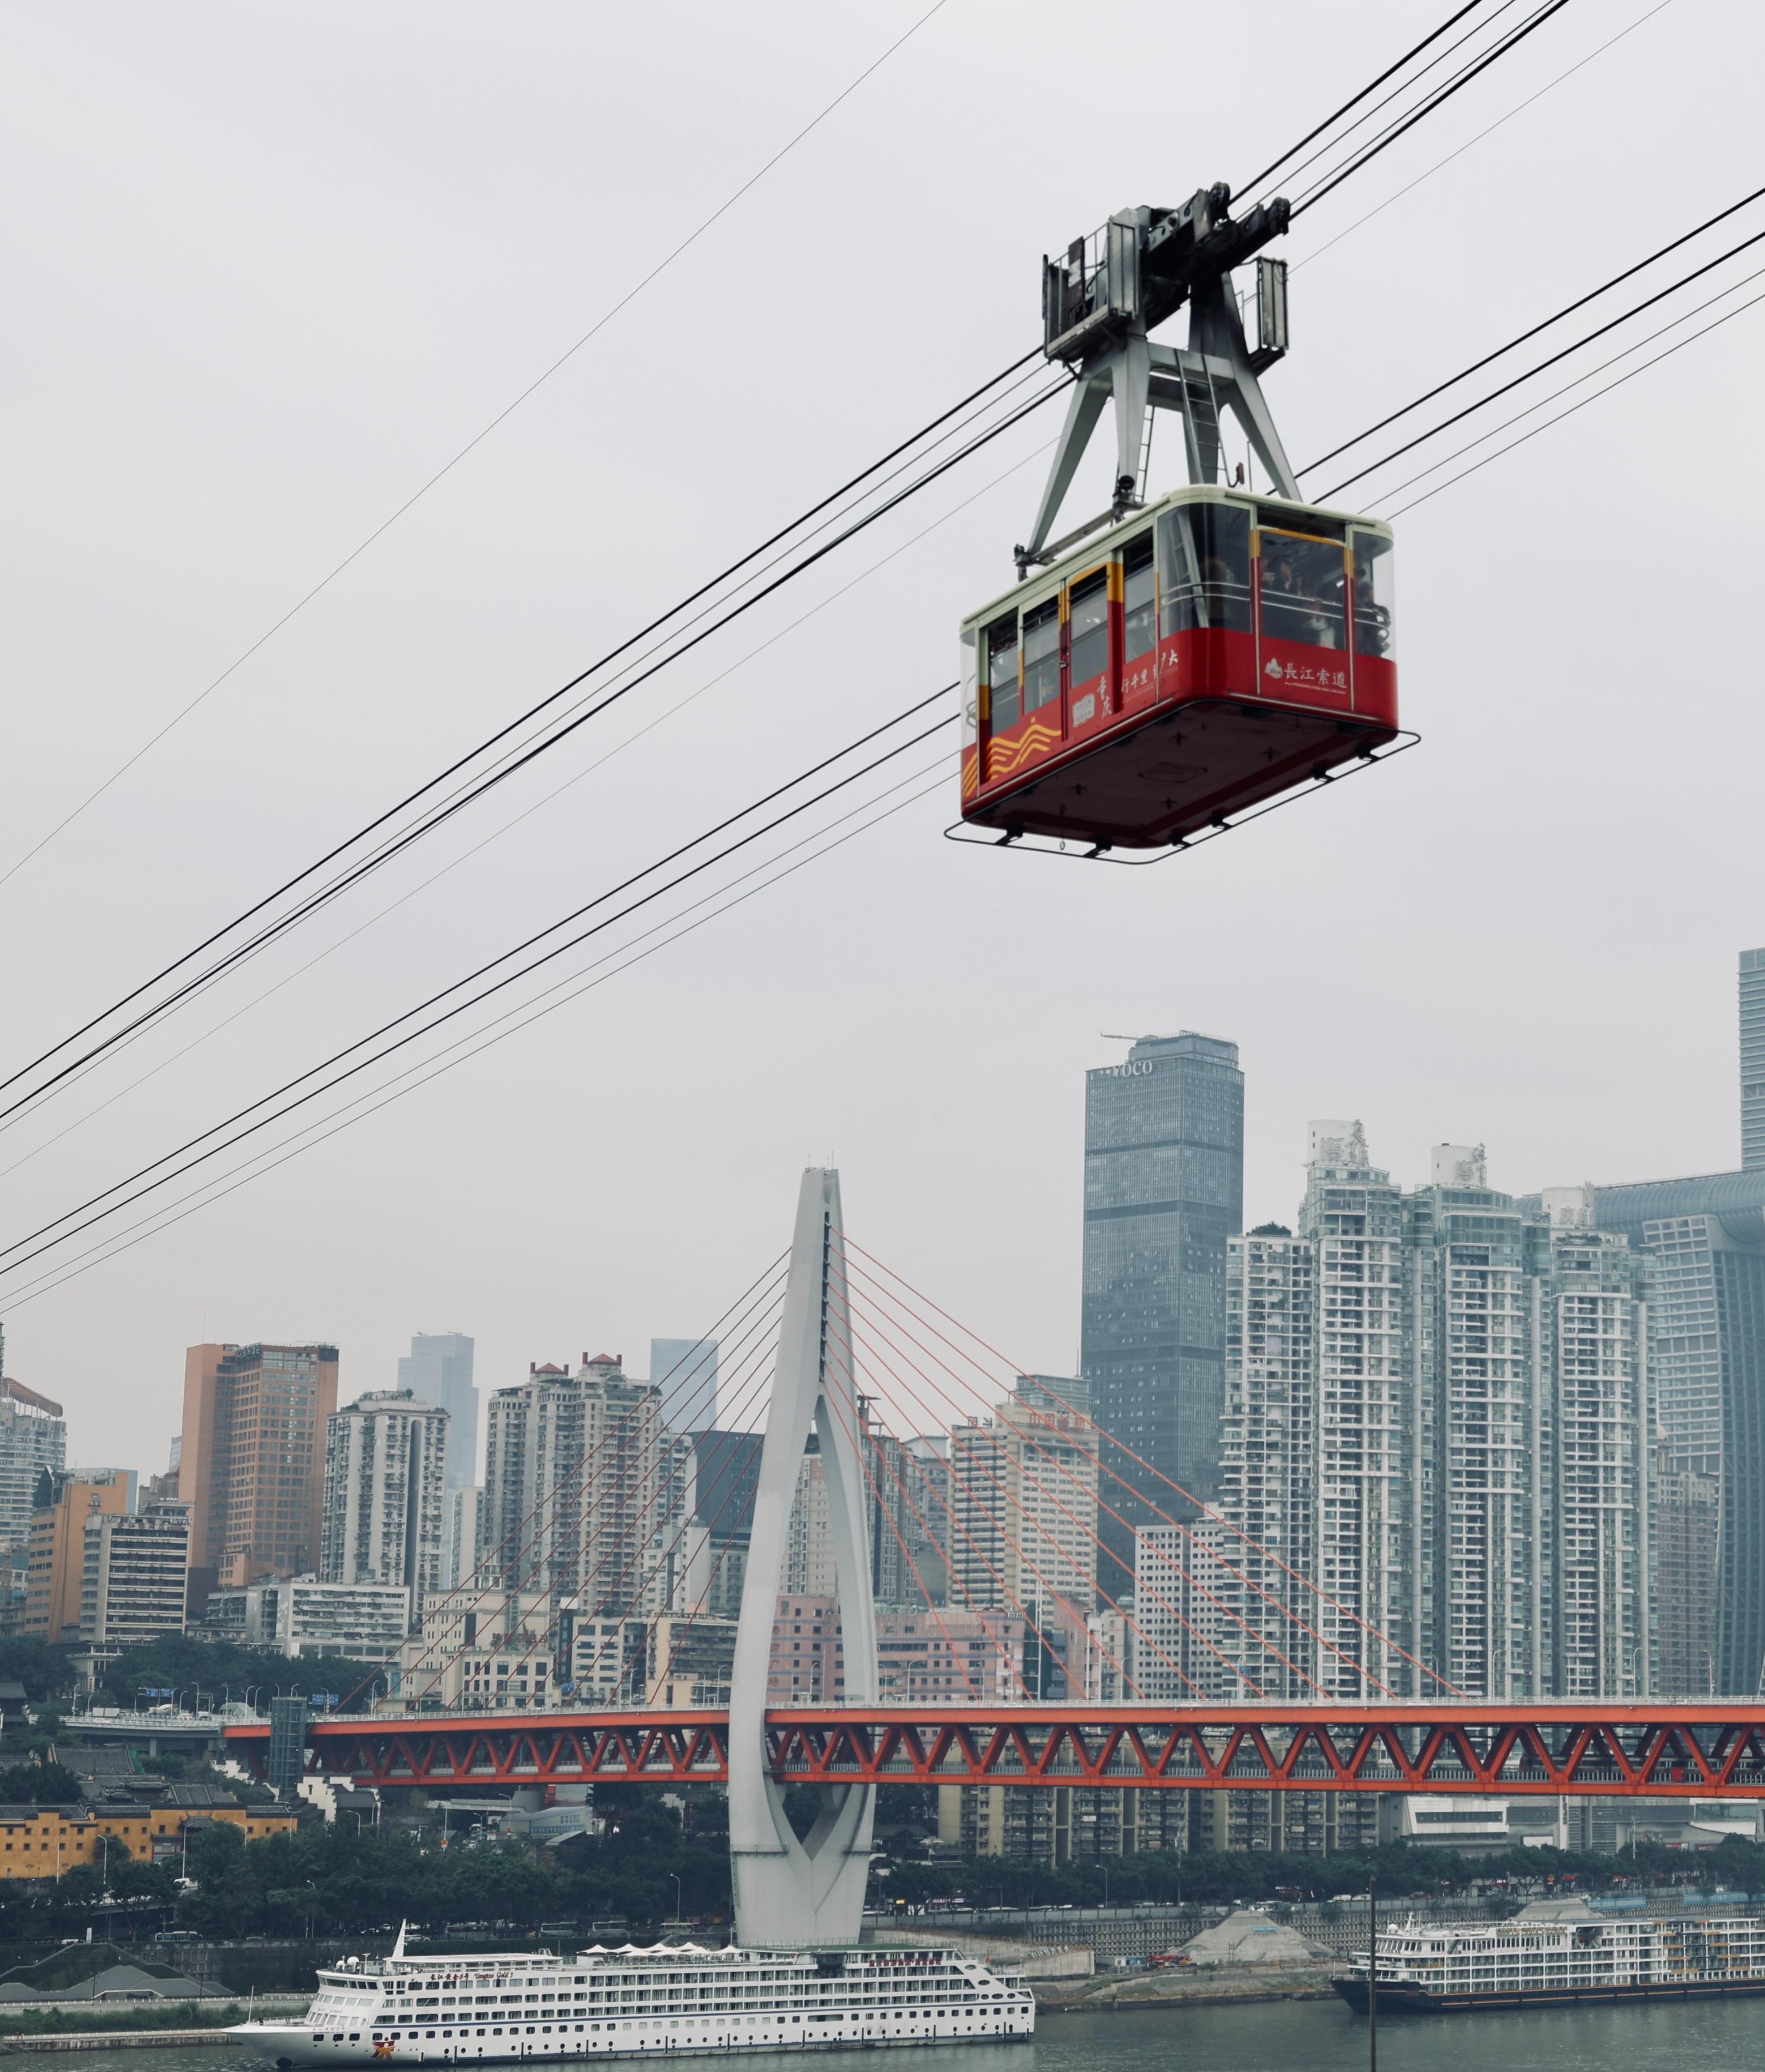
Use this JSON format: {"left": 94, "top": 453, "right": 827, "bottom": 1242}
{"left": 18, "top": 2001, "right": 1765, "bottom": 2072}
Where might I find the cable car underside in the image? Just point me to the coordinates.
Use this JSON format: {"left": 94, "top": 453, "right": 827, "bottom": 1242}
{"left": 956, "top": 183, "right": 1407, "bottom": 858}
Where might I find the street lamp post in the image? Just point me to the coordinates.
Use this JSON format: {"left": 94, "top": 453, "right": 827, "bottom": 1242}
{"left": 1368, "top": 1874, "right": 1379, "bottom": 2072}
{"left": 670, "top": 1874, "right": 682, "bottom": 1931}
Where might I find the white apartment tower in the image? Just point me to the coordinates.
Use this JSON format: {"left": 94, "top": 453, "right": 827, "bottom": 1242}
{"left": 1203, "top": 1127, "right": 1651, "bottom": 1705}
{"left": 1297, "top": 1123, "right": 1412, "bottom": 1699}
{"left": 320, "top": 1389, "right": 449, "bottom": 1620}
{"left": 483, "top": 1354, "right": 666, "bottom": 1613}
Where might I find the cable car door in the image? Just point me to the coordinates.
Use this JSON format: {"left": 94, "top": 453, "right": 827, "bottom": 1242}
{"left": 1253, "top": 523, "right": 1352, "bottom": 709}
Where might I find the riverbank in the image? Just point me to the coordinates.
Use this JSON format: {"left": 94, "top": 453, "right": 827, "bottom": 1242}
{"left": 0, "top": 1999, "right": 308, "bottom": 2046}
{"left": 1037, "top": 1961, "right": 1339, "bottom": 2011}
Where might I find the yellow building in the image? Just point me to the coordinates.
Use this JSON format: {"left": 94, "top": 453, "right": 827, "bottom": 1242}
{"left": 0, "top": 1800, "right": 297, "bottom": 1878}
{"left": 23, "top": 1473, "right": 131, "bottom": 1642}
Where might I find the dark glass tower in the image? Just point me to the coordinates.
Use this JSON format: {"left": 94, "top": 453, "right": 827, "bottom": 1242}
{"left": 1081, "top": 1032, "right": 1243, "bottom": 1589}
{"left": 1743, "top": 948, "right": 1765, "bottom": 1170}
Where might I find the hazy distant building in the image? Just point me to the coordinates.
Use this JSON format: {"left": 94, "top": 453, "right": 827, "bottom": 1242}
{"left": 0, "top": 1374, "right": 66, "bottom": 1560}
{"left": 1653, "top": 1437, "right": 1718, "bottom": 1696}
{"left": 1080, "top": 1032, "right": 1244, "bottom": 1591}
{"left": 320, "top": 1389, "right": 448, "bottom": 1620}
{"left": 1744, "top": 949, "right": 1765, "bottom": 1170}
{"left": 180, "top": 1343, "right": 338, "bottom": 1587}
{"left": 651, "top": 1339, "right": 718, "bottom": 1432}
{"left": 1597, "top": 1169, "right": 1765, "bottom": 1693}
{"left": 948, "top": 1386, "right": 1099, "bottom": 1651}
{"left": 448, "top": 1485, "right": 486, "bottom": 1592}
{"left": 483, "top": 1354, "right": 666, "bottom": 1611}
{"left": 398, "top": 1334, "right": 477, "bottom": 1487}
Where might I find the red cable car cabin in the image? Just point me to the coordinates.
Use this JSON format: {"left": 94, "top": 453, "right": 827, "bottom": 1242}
{"left": 958, "top": 486, "right": 1396, "bottom": 851}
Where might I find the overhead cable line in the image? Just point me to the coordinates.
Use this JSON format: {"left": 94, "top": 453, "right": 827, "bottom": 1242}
{"left": 1248, "top": 0, "right": 1530, "bottom": 210}
{"left": 19, "top": 206, "right": 1765, "bottom": 1299}
{"left": 1235, "top": 0, "right": 1494, "bottom": 195}
{"left": 0, "top": 373, "right": 1063, "bottom": 1129}
{"left": 0, "top": 14, "right": 1575, "bottom": 1123}
{"left": 1291, "top": 0, "right": 1678, "bottom": 275}
{"left": 1385, "top": 272, "right": 1765, "bottom": 514}
{"left": 0, "top": 433, "right": 1057, "bottom": 1178}
{"left": 0, "top": 0, "right": 955, "bottom": 892}
{"left": 0, "top": 701, "right": 959, "bottom": 1282}
{"left": 1314, "top": 205, "right": 1765, "bottom": 496}
{"left": 0, "top": 757, "right": 953, "bottom": 1312}
{"left": 1289, "top": 0, "right": 1575, "bottom": 219}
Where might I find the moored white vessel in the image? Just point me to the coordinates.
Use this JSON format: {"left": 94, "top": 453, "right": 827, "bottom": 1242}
{"left": 1334, "top": 1897, "right": 1765, "bottom": 2013}
{"left": 232, "top": 1930, "right": 1035, "bottom": 2067}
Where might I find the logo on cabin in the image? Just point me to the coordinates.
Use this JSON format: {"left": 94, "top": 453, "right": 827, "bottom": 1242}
{"left": 1264, "top": 659, "right": 1284, "bottom": 679}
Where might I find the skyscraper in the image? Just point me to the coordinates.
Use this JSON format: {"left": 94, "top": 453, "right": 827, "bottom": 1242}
{"left": 397, "top": 1334, "right": 477, "bottom": 1488}
{"left": 651, "top": 1339, "right": 718, "bottom": 1431}
{"left": 1744, "top": 949, "right": 1765, "bottom": 1169}
{"left": 320, "top": 1389, "right": 450, "bottom": 1621}
{"left": 0, "top": 1378, "right": 65, "bottom": 1562}
{"left": 1080, "top": 1032, "right": 1243, "bottom": 1588}
{"left": 1595, "top": 1171, "right": 1765, "bottom": 1693}
{"left": 179, "top": 1343, "right": 338, "bottom": 1588}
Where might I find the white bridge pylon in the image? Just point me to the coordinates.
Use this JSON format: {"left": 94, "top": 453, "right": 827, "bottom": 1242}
{"left": 728, "top": 1168, "right": 878, "bottom": 1948}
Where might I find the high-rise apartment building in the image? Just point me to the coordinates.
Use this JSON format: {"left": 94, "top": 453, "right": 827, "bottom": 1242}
{"left": 1743, "top": 949, "right": 1765, "bottom": 1170}
{"left": 948, "top": 1380, "right": 1099, "bottom": 1639}
{"left": 1653, "top": 1435, "right": 1718, "bottom": 1697}
{"left": 483, "top": 1354, "right": 666, "bottom": 1611}
{"left": 651, "top": 1339, "right": 718, "bottom": 1432}
{"left": 1080, "top": 1032, "right": 1243, "bottom": 1588}
{"left": 448, "top": 1485, "right": 486, "bottom": 1592}
{"left": 320, "top": 1389, "right": 448, "bottom": 1621}
{"left": 180, "top": 1343, "right": 338, "bottom": 1588}
{"left": 24, "top": 1471, "right": 131, "bottom": 1642}
{"left": 785, "top": 1450, "right": 836, "bottom": 1597}
{"left": 79, "top": 1500, "right": 191, "bottom": 1647}
{"left": 397, "top": 1334, "right": 477, "bottom": 1488}
{"left": 1188, "top": 1131, "right": 1650, "bottom": 1705}
{"left": 0, "top": 1377, "right": 66, "bottom": 1560}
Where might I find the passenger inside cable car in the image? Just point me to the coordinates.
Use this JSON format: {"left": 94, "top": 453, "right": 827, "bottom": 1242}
{"left": 958, "top": 486, "right": 1397, "bottom": 851}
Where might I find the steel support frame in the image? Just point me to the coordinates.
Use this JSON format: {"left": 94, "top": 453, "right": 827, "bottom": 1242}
{"left": 230, "top": 1704, "right": 1765, "bottom": 1799}
{"left": 1022, "top": 272, "right": 1300, "bottom": 569}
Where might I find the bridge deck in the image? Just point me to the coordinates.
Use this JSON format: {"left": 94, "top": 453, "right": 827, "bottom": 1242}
{"left": 224, "top": 1702, "right": 1765, "bottom": 1797}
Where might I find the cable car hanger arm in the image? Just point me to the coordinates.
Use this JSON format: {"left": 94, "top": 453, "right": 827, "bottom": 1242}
{"left": 1019, "top": 184, "right": 1295, "bottom": 574}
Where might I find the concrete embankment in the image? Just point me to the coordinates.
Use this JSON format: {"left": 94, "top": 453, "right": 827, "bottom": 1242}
{"left": 1035, "top": 1962, "right": 1340, "bottom": 2012}
{"left": 0, "top": 1997, "right": 310, "bottom": 2053}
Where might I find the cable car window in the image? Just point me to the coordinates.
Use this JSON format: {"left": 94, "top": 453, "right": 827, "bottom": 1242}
{"left": 985, "top": 617, "right": 1020, "bottom": 731}
{"left": 1022, "top": 600, "right": 1061, "bottom": 713}
{"left": 1068, "top": 572, "right": 1109, "bottom": 686}
{"left": 1121, "top": 535, "right": 1155, "bottom": 665}
{"left": 1260, "top": 532, "right": 1347, "bottom": 650}
{"left": 1158, "top": 503, "right": 1251, "bottom": 633}
{"left": 1351, "top": 530, "right": 1395, "bottom": 658}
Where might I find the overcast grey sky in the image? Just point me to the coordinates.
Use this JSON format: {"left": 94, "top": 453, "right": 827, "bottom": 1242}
{"left": 1, "top": 0, "right": 1759, "bottom": 1475}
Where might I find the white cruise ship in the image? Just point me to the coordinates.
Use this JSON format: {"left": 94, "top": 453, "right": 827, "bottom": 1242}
{"left": 1334, "top": 1898, "right": 1765, "bottom": 2014}
{"left": 233, "top": 1931, "right": 1035, "bottom": 2067}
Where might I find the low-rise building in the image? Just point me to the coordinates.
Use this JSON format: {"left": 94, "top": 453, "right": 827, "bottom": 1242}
{"left": 0, "top": 1797, "right": 296, "bottom": 1877}
{"left": 201, "top": 1576, "right": 409, "bottom": 1658}
{"left": 80, "top": 1500, "right": 191, "bottom": 1647}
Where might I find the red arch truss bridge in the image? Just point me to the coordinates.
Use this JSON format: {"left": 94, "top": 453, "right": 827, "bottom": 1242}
{"left": 227, "top": 1702, "right": 1765, "bottom": 1799}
